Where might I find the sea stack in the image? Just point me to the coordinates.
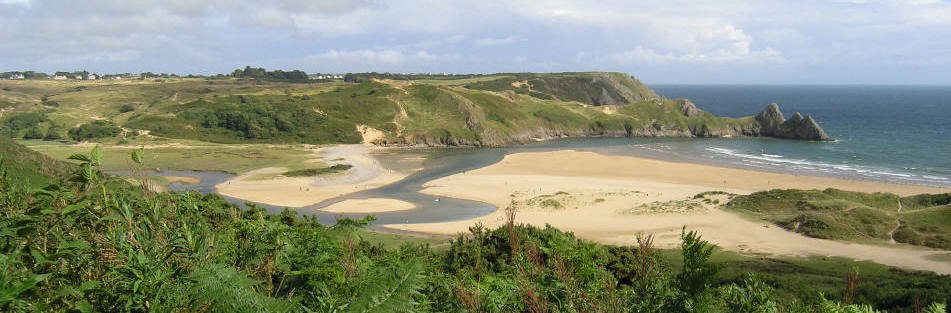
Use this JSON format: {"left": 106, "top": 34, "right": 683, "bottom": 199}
{"left": 755, "top": 103, "right": 831, "bottom": 141}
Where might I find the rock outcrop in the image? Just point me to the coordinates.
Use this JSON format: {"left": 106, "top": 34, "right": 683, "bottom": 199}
{"left": 678, "top": 99, "right": 702, "bottom": 117}
{"left": 754, "top": 103, "right": 831, "bottom": 141}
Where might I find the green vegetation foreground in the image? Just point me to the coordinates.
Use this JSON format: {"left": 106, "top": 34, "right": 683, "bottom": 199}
{"left": 1, "top": 143, "right": 949, "bottom": 312}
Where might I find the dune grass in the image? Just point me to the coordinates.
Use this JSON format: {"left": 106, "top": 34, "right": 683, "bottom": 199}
{"left": 282, "top": 164, "right": 353, "bottom": 177}
{"left": 726, "top": 188, "right": 951, "bottom": 249}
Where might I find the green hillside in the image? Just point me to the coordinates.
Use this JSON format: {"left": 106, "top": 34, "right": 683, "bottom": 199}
{"left": 0, "top": 73, "right": 773, "bottom": 146}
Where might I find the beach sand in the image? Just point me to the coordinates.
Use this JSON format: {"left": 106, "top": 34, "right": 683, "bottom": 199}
{"left": 215, "top": 145, "right": 408, "bottom": 208}
{"left": 322, "top": 198, "right": 417, "bottom": 213}
{"left": 384, "top": 150, "right": 951, "bottom": 274}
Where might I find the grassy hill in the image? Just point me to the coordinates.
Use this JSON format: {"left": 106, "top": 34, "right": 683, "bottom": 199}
{"left": 1, "top": 73, "right": 771, "bottom": 146}
{"left": 0, "top": 136, "right": 73, "bottom": 186}
{"left": 726, "top": 188, "right": 951, "bottom": 249}
{"left": 463, "top": 72, "right": 656, "bottom": 105}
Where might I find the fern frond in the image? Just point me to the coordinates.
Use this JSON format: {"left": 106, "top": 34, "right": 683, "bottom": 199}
{"left": 188, "top": 263, "right": 295, "bottom": 313}
{"left": 346, "top": 258, "right": 427, "bottom": 313}
{"left": 924, "top": 302, "right": 947, "bottom": 313}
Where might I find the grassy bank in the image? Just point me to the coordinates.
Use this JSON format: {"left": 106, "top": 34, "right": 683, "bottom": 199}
{"left": 19, "top": 139, "right": 318, "bottom": 173}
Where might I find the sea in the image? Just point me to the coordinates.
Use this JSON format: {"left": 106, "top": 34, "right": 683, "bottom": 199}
{"left": 631, "top": 85, "right": 951, "bottom": 188}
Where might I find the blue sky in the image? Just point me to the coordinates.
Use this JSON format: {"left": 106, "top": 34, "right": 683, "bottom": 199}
{"left": 1, "top": 0, "right": 949, "bottom": 84}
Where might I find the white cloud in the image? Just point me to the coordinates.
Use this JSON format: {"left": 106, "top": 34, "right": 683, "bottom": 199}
{"left": 0, "top": 0, "right": 949, "bottom": 83}
{"left": 0, "top": 0, "right": 29, "bottom": 5}
{"left": 310, "top": 49, "right": 407, "bottom": 65}
{"left": 473, "top": 36, "right": 520, "bottom": 46}
{"left": 610, "top": 45, "right": 785, "bottom": 65}
{"left": 305, "top": 49, "right": 463, "bottom": 71}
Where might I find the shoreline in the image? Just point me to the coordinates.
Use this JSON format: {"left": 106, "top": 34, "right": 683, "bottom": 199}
{"left": 374, "top": 136, "right": 951, "bottom": 189}
{"left": 383, "top": 149, "right": 951, "bottom": 274}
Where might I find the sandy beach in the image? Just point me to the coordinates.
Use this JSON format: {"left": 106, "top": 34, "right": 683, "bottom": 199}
{"left": 322, "top": 198, "right": 417, "bottom": 213}
{"left": 215, "top": 145, "right": 408, "bottom": 208}
{"left": 384, "top": 150, "right": 951, "bottom": 274}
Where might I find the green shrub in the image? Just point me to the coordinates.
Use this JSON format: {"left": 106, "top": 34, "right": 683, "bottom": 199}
{"left": 282, "top": 164, "right": 353, "bottom": 177}
{"left": 68, "top": 120, "right": 122, "bottom": 141}
{"left": 21, "top": 127, "right": 44, "bottom": 139}
{"left": 118, "top": 104, "right": 136, "bottom": 113}
{"left": 2, "top": 112, "right": 48, "bottom": 137}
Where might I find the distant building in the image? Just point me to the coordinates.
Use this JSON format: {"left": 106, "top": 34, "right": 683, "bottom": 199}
{"left": 74, "top": 75, "right": 83, "bottom": 80}
{"left": 309, "top": 74, "right": 344, "bottom": 80}
{"left": 53, "top": 75, "right": 67, "bottom": 80}
{"left": 88, "top": 74, "right": 98, "bottom": 80}
{"left": 10, "top": 73, "right": 25, "bottom": 79}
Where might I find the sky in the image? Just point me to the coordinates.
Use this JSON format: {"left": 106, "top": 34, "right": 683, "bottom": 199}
{"left": 1, "top": 0, "right": 950, "bottom": 84}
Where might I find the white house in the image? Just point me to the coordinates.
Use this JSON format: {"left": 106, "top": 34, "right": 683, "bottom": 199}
{"left": 88, "top": 74, "right": 98, "bottom": 80}
{"left": 53, "top": 75, "right": 67, "bottom": 80}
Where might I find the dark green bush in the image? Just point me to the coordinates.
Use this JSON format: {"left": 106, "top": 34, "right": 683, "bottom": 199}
{"left": 118, "top": 104, "right": 136, "bottom": 113}
{"left": 68, "top": 120, "right": 122, "bottom": 141}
